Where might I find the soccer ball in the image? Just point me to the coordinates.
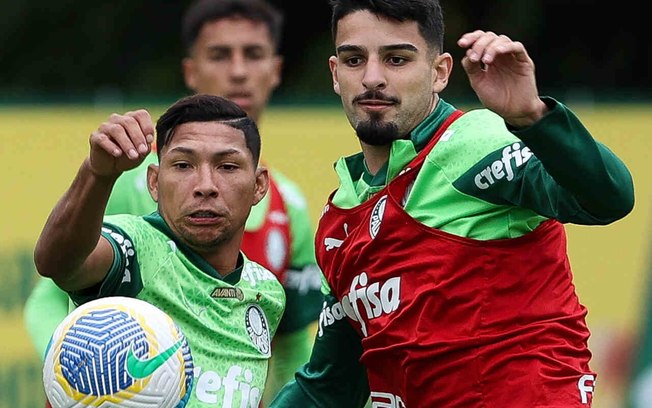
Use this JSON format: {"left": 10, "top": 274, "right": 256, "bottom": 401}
{"left": 42, "top": 296, "right": 194, "bottom": 408}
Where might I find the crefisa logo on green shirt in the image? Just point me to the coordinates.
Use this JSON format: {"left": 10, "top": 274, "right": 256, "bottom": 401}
{"left": 245, "top": 304, "right": 271, "bottom": 356}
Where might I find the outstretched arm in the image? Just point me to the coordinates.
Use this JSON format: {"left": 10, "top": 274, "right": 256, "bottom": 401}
{"left": 34, "top": 110, "right": 153, "bottom": 292}
{"left": 457, "top": 31, "right": 634, "bottom": 221}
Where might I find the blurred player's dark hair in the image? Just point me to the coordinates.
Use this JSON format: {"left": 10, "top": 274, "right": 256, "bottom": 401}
{"left": 181, "top": 0, "right": 284, "bottom": 55}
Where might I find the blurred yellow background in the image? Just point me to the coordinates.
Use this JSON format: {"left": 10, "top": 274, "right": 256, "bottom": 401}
{"left": 0, "top": 103, "right": 649, "bottom": 407}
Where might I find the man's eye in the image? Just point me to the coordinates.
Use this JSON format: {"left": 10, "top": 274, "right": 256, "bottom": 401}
{"left": 245, "top": 51, "right": 265, "bottom": 60}
{"left": 345, "top": 56, "right": 363, "bottom": 66}
{"left": 174, "top": 163, "right": 190, "bottom": 169}
{"left": 208, "top": 53, "right": 228, "bottom": 61}
{"left": 220, "top": 164, "right": 238, "bottom": 171}
{"left": 387, "top": 56, "right": 407, "bottom": 65}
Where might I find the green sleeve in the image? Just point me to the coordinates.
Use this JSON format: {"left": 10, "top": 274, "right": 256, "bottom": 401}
{"left": 25, "top": 153, "right": 156, "bottom": 361}
{"left": 269, "top": 295, "right": 369, "bottom": 408}
{"left": 68, "top": 218, "right": 143, "bottom": 305}
{"left": 512, "top": 97, "right": 634, "bottom": 222}
{"left": 23, "top": 277, "right": 72, "bottom": 360}
{"left": 453, "top": 98, "right": 634, "bottom": 225}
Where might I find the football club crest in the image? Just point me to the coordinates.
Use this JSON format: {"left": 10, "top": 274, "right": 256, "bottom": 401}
{"left": 245, "top": 304, "right": 271, "bottom": 356}
{"left": 369, "top": 195, "right": 387, "bottom": 239}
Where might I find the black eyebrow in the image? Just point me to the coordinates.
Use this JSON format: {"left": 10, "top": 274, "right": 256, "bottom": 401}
{"left": 206, "top": 44, "right": 267, "bottom": 52}
{"left": 336, "top": 43, "right": 419, "bottom": 55}
{"left": 167, "top": 146, "right": 243, "bottom": 158}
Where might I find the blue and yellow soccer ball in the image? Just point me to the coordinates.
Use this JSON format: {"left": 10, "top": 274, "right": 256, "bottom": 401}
{"left": 42, "top": 296, "right": 194, "bottom": 408}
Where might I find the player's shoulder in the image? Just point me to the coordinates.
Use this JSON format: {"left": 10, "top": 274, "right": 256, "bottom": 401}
{"left": 428, "top": 108, "right": 521, "bottom": 170}
{"left": 268, "top": 167, "right": 308, "bottom": 210}
{"left": 450, "top": 108, "right": 519, "bottom": 145}
{"left": 102, "top": 214, "right": 158, "bottom": 243}
{"left": 241, "top": 255, "right": 285, "bottom": 291}
{"left": 419, "top": 108, "right": 525, "bottom": 181}
{"left": 103, "top": 213, "right": 146, "bottom": 228}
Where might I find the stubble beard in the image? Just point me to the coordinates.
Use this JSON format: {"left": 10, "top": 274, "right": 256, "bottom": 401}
{"left": 176, "top": 222, "right": 232, "bottom": 253}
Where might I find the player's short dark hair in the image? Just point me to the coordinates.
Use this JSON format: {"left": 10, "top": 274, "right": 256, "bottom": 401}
{"left": 181, "top": 0, "right": 284, "bottom": 55}
{"left": 156, "top": 94, "right": 262, "bottom": 164}
{"left": 329, "top": 0, "right": 444, "bottom": 52}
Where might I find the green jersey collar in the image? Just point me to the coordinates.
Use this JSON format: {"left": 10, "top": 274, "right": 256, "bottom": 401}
{"left": 333, "top": 99, "right": 457, "bottom": 205}
{"left": 144, "top": 212, "right": 244, "bottom": 284}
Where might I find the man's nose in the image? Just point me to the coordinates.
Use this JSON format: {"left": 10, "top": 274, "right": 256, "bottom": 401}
{"left": 193, "top": 166, "right": 218, "bottom": 198}
{"left": 362, "top": 58, "right": 387, "bottom": 90}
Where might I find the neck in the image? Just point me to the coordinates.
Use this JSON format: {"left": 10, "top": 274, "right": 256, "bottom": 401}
{"left": 200, "top": 244, "right": 241, "bottom": 277}
{"left": 359, "top": 95, "right": 440, "bottom": 176}
{"left": 360, "top": 143, "right": 391, "bottom": 176}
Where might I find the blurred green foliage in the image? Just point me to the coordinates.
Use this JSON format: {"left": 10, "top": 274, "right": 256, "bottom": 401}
{"left": 0, "top": 1, "right": 649, "bottom": 105}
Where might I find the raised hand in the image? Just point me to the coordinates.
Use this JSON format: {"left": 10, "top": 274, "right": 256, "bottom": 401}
{"left": 88, "top": 109, "right": 154, "bottom": 177}
{"left": 457, "top": 30, "right": 548, "bottom": 128}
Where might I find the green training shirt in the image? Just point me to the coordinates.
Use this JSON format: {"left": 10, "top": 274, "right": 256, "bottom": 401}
{"left": 69, "top": 212, "right": 286, "bottom": 408}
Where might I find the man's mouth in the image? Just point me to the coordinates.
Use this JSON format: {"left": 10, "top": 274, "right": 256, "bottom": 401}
{"left": 190, "top": 210, "right": 218, "bottom": 218}
{"left": 228, "top": 93, "right": 252, "bottom": 105}
{"left": 187, "top": 210, "right": 221, "bottom": 225}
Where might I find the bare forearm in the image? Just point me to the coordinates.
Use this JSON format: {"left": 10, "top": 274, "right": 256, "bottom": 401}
{"left": 34, "top": 158, "right": 117, "bottom": 284}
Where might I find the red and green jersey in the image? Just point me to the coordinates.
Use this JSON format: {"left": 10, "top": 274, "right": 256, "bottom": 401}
{"left": 270, "top": 97, "right": 634, "bottom": 408}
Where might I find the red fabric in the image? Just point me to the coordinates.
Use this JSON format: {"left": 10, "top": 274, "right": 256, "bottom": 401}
{"left": 314, "top": 110, "right": 595, "bottom": 407}
{"left": 242, "top": 175, "right": 292, "bottom": 282}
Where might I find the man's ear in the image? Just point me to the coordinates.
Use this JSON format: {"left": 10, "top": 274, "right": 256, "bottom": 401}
{"left": 146, "top": 163, "right": 160, "bottom": 203}
{"left": 329, "top": 55, "right": 341, "bottom": 95}
{"left": 271, "top": 55, "right": 283, "bottom": 90}
{"left": 182, "top": 57, "right": 197, "bottom": 92}
{"left": 253, "top": 167, "right": 269, "bottom": 206}
{"left": 432, "top": 52, "right": 453, "bottom": 93}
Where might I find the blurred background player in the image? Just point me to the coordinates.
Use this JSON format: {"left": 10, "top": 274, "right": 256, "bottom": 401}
{"left": 24, "top": 0, "right": 323, "bottom": 405}
{"left": 180, "top": 1, "right": 323, "bottom": 403}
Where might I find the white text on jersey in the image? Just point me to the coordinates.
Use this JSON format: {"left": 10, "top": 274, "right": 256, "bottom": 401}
{"left": 194, "top": 365, "right": 261, "bottom": 407}
{"left": 319, "top": 272, "right": 401, "bottom": 337}
{"left": 474, "top": 142, "right": 533, "bottom": 189}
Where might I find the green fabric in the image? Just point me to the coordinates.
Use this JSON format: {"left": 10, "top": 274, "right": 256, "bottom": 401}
{"left": 257, "top": 168, "right": 324, "bottom": 403}
{"left": 72, "top": 213, "right": 286, "bottom": 408}
{"left": 22, "top": 277, "right": 73, "bottom": 360}
{"left": 262, "top": 323, "right": 317, "bottom": 406}
{"left": 269, "top": 295, "right": 369, "bottom": 408}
